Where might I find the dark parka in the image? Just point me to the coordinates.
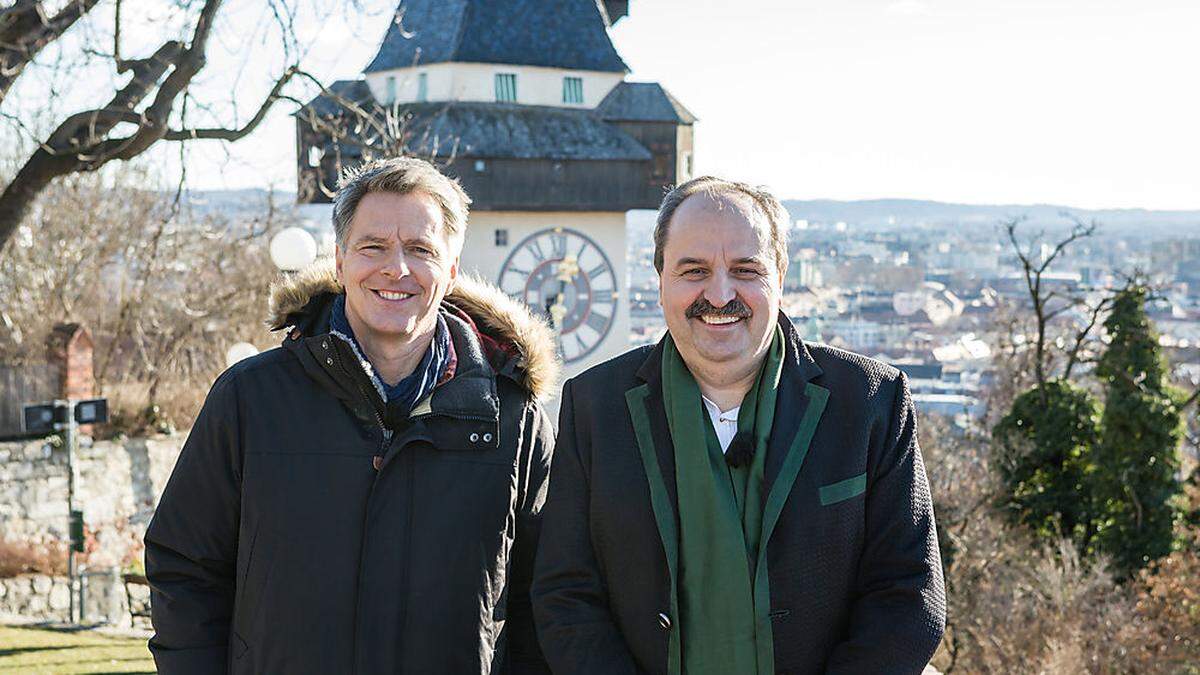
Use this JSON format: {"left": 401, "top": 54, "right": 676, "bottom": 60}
{"left": 533, "top": 313, "right": 945, "bottom": 675}
{"left": 145, "top": 260, "right": 560, "bottom": 675}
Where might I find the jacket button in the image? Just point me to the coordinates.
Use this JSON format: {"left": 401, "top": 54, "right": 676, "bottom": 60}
{"left": 483, "top": 433, "right": 493, "bottom": 443}
{"left": 321, "top": 340, "right": 329, "bottom": 349}
{"left": 469, "top": 433, "right": 480, "bottom": 443}
{"left": 657, "top": 612, "right": 672, "bottom": 630}
{"left": 326, "top": 358, "right": 334, "bottom": 366}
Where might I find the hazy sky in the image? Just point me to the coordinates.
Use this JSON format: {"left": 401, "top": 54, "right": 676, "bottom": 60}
{"left": 166, "top": 0, "right": 1200, "bottom": 210}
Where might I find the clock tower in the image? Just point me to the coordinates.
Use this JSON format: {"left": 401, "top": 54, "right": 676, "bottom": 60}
{"left": 296, "top": 0, "right": 696, "bottom": 387}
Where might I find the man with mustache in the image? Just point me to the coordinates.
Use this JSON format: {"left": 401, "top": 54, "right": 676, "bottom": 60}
{"left": 145, "top": 157, "right": 556, "bottom": 674}
{"left": 533, "top": 176, "right": 945, "bottom": 674}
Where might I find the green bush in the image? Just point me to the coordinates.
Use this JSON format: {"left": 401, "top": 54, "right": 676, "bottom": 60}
{"left": 995, "top": 380, "right": 1101, "bottom": 548}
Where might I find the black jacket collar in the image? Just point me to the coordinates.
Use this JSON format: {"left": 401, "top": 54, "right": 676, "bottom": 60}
{"left": 284, "top": 294, "right": 500, "bottom": 429}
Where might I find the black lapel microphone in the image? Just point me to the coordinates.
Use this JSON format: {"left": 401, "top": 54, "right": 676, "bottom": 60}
{"left": 725, "top": 431, "right": 755, "bottom": 468}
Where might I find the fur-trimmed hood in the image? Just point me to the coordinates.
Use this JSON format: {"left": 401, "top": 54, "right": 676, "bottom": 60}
{"left": 266, "top": 257, "right": 560, "bottom": 401}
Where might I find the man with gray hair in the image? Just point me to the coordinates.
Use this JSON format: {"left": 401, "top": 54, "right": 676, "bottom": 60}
{"left": 534, "top": 175, "right": 945, "bottom": 674}
{"left": 146, "top": 157, "right": 557, "bottom": 674}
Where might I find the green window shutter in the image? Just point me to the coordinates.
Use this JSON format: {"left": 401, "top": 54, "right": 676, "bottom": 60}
{"left": 563, "top": 76, "right": 583, "bottom": 104}
{"left": 495, "top": 73, "right": 517, "bottom": 102}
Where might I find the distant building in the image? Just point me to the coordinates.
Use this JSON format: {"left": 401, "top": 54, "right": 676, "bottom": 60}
{"left": 295, "top": 0, "right": 696, "bottom": 379}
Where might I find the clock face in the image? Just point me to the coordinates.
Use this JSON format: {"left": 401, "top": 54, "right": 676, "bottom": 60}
{"left": 497, "top": 227, "right": 619, "bottom": 364}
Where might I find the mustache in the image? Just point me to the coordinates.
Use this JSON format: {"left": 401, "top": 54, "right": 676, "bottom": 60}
{"left": 684, "top": 297, "right": 752, "bottom": 320}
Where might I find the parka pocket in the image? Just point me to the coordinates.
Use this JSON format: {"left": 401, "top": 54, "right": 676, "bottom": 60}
{"left": 232, "top": 525, "right": 276, "bottom": 640}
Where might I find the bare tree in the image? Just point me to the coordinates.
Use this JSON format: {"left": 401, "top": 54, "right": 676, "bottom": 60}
{"left": 1002, "top": 214, "right": 1103, "bottom": 395}
{"left": 0, "top": 168, "right": 289, "bottom": 429}
{"left": 0, "top": 0, "right": 398, "bottom": 251}
{"left": 0, "top": 1, "right": 101, "bottom": 104}
{"left": 290, "top": 69, "right": 460, "bottom": 202}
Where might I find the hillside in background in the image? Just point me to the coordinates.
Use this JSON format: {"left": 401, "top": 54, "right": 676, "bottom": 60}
{"left": 782, "top": 198, "right": 1200, "bottom": 234}
{"left": 185, "top": 190, "right": 1200, "bottom": 240}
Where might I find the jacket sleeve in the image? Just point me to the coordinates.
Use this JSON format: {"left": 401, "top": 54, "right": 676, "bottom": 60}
{"left": 533, "top": 379, "right": 643, "bottom": 675}
{"left": 506, "top": 399, "right": 555, "bottom": 675}
{"left": 825, "top": 372, "right": 946, "bottom": 674}
{"left": 144, "top": 371, "right": 243, "bottom": 675}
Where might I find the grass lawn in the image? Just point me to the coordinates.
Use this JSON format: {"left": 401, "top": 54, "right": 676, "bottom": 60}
{"left": 0, "top": 625, "right": 154, "bottom": 674}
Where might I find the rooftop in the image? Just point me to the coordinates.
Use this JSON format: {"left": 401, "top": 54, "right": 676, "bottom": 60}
{"left": 596, "top": 82, "right": 697, "bottom": 124}
{"left": 364, "top": 0, "right": 629, "bottom": 74}
{"left": 302, "top": 86, "right": 652, "bottom": 162}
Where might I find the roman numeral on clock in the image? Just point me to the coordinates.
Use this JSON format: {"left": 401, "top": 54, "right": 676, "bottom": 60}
{"left": 551, "top": 234, "right": 568, "bottom": 258}
{"left": 585, "top": 311, "right": 610, "bottom": 334}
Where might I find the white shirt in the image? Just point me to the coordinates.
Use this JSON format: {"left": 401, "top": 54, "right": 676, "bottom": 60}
{"left": 701, "top": 395, "right": 740, "bottom": 454}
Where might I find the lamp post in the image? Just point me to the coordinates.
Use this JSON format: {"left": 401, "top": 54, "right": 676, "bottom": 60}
{"left": 22, "top": 399, "right": 107, "bottom": 623}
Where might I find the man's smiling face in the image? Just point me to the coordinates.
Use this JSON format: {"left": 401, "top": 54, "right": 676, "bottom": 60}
{"left": 658, "top": 191, "right": 783, "bottom": 375}
{"left": 335, "top": 190, "right": 459, "bottom": 350}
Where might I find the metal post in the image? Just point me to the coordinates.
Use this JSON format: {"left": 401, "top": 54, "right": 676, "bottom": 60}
{"left": 62, "top": 399, "right": 76, "bottom": 624}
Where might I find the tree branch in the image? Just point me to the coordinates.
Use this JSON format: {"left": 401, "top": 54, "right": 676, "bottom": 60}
{"left": 164, "top": 65, "right": 297, "bottom": 141}
{"left": 0, "top": 0, "right": 231, "bottom": 247}
{"left": 1039, "top": 214, "right": 1097, "bottom": 273}
{"left": 1063, "top": 296, "right": 1112, "bottom": 380}
{"left": 0, "top": 0, "right": 102, "bottom": 105}
{"left": 1183, "top": 387, "right": 1200, "bottom": 411}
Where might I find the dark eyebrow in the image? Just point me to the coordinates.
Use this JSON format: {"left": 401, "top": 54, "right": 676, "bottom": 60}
{"left": 404, "top": 236, "right": 438, "bottom": 248}
{"left": 673, "top": 257, "right": 708, "bottom": 268}
{"left": 352, "top": 234, "right": 390, "bottom": 246}
{"left": 732, "top": 256, "right": 768, "bottom": 266}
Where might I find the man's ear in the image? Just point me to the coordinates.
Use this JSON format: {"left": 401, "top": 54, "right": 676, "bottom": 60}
{"left": 334, "top": 244, "right": 345, "bottom": 288}
{"left": 447, "top": 255, "right": 460, "bottom": 294}
{"left": 657, "top": 273, "right": 664, "bottom": 308}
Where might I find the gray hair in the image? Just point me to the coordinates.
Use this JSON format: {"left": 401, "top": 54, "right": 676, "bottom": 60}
{"left": 654, "top": 175, "right": 790, "bottom": 277}
{"left": 332, "top": 156, "right": 472, "bottom": 249}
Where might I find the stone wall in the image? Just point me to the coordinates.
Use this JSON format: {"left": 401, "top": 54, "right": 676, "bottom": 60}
{"left": 0, "top": 434, "right": 184, "bottom": 606}
{"left": 0, "top": 569, "right": 147, "bottom": 626}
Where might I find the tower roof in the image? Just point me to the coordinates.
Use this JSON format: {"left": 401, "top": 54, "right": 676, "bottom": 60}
{"left": 365, "top": 0, "right": 629, "bottom": 74}
{"left": 595, "top": 82, "right": 697, "bottom": 124}
{"left": 301, "top": 85, "right": 652, "bottom": 162}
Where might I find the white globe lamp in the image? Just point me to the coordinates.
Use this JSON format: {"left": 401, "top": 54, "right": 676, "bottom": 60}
{"left": 226, "top": 342, "right": 259, "bottom": 368}
{"left": 270, "top": 227, "right": 318, "bottom": 272}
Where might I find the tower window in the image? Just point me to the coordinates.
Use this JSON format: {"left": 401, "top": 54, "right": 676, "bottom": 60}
{"left": 417, "top": 72, "right": 428, "bottom": 102}
{"left": 385, "top": 75, "right": 397, "bottom": 104}
{"left": 495, "top": 229, "right": 509, "bottom": 247}
{"left": 495, "top": 73, "right": 518, "bottom": 102}
{"left": 563, "top": 76, "right": 584, "bottom": 104}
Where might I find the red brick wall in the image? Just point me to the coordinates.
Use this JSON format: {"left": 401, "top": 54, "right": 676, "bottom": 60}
{"left": 47, "top": 324, "right": 94, "bottom": 401}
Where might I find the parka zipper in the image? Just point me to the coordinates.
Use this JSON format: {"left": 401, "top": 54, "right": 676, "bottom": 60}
{"left": 328, "top": 341, "right": 391, "bottom": 675}
{"left": 327, "top": 338, "right": 497, "bottom": 673}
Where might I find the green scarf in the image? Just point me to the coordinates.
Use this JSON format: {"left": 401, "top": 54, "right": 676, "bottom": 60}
{"left": 662, "top": 326, "right": 784, "bottom": 675}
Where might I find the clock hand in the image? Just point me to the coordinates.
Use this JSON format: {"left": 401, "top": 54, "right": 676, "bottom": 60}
{"left": 548, "top": 253, "right": 580, "bottom": 332}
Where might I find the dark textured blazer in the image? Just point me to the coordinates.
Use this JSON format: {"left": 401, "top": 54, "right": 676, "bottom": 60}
{"left": 532, "top": 312, "right": 945, "bottom": 675}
